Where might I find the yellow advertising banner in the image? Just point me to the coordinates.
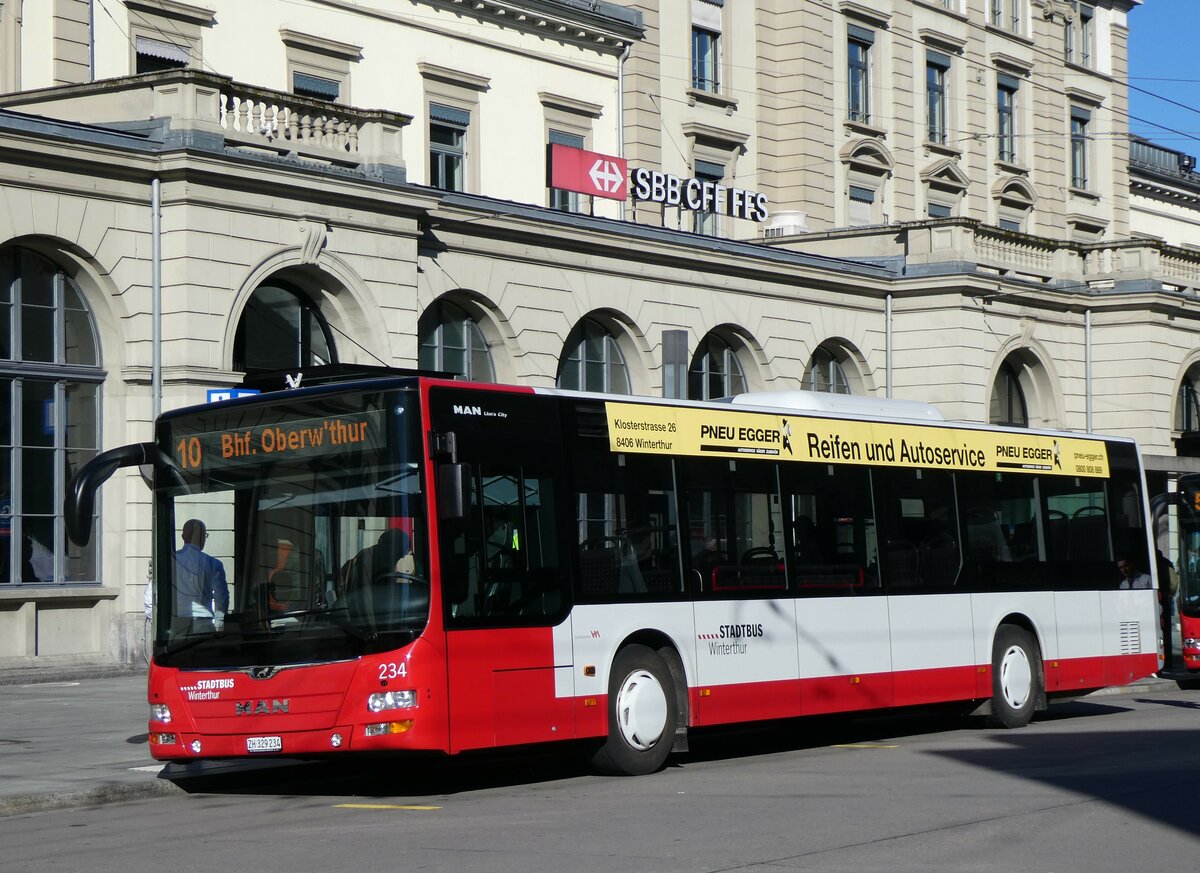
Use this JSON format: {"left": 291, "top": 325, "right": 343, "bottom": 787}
{"left": 605, "top": 401, "right": 1110, "bottom": 477}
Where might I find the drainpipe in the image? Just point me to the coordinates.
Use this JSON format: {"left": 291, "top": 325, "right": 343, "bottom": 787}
{"left": 617, "top": 42, "right": 631, "bottom": 222}
{"left": 88, "top": 0, "right": 95, "bottom": 80}
{"left": 152, "top": 177, "right": 162, "bottom": 424}
{"left": 885, "top": 293, "right": 893, "bottom": 399}
{"left": 1084, "top": 308, "right": 1093, "bottom": 433}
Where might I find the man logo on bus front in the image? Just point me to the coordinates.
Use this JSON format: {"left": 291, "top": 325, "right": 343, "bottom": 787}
{"left": 781, "top": 419, "right": 793, "bottom": 455}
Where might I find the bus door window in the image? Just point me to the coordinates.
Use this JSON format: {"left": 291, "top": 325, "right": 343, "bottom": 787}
{"left": 876, "top": 468, "right": 961, "bottom": 591}
{"left": 780, "top": 464, "right": 878, "bottom": 595}
{"left": 681, "top": 458, "right": 784, "bottom": 593}
{"left": 443, "top": 464, "right": 563, "bottom": 622}
{"left": 571, "top": 449, "right": 681, "bottom": 602}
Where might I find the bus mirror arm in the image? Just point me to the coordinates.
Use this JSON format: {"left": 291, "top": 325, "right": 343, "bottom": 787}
{"left": 64, "top": 443, "right": 183, "bottom": 546}
{"left": 437, "top": 463, "right": 472, "bottom": 521}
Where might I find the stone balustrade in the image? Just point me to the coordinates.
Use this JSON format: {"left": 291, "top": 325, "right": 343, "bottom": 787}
{"left": 0, "top": 69, "right": 410, "bottom": 178}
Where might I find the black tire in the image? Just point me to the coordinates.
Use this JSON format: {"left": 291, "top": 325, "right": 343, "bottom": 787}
{"left": 1176, "top": 676, "right": 1200, "bottom": 691}
{"left": 987, "top": 625, "right": 1042, "bottom": 729}
{"left": 591, "top": 644, "right": 678, "bottom": 776}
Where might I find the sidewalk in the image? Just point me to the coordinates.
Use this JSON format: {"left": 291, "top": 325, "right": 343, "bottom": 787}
{"left": 0, "top": 667, "right": 1187, "bottom": 818}
{"left": 0, "top": 671, "right": 181, "bottom": 816}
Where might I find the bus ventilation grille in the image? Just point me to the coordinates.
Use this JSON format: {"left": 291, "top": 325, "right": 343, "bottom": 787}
{"left": 1118, "top": 621, "right": 1141, "bottom": 655}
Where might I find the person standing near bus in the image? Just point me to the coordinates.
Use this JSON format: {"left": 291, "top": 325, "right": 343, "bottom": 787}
{"left": 173, "top": 518, "right": 229, "bottom": 634}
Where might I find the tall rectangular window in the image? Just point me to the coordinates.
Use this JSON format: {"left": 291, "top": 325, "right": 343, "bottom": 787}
{"left": 991, "top": 0, "right": 1022, "bottom": 33}
{"left": 926, "top": 51, "right": 951, "bottom": 145}
{"left": 1066, "top": 2, "right": 1095, "bottom": 68}
{"left": 691, "top": 0, "right": 723, "bottom": 93}
{"left": 847, "top": 26, "right": 873, "bottom": 124}
{"left": 997, "top": 74, "right": 1018, "bottom": 163}
{"left": 548, "top": 130, "right": 585, "bottom": 212}
{"left": 1070, "top": 105, "right": 1091, "bottom": 189}
{"left": 430, "top": 103, "right": 468, "bottom": 192}
{"left": 692, "top": 28, "right": 719, "bottom": 91}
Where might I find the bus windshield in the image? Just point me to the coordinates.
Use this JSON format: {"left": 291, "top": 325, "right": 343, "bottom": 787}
{"left": 151, "top": 388, "right": 428, "bottom": 669}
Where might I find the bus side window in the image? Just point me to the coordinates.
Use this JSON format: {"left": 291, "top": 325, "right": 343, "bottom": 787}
{"left": 781, "top": 464, "right": 877, "bottom": 596}
{"left": 572, "top": 449, "right": 681, "bottom": 603}
{"left": 875, "top": 467, "right": 961, "bottom": 592}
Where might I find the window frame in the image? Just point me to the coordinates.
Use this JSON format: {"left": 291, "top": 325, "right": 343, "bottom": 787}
{"left": 0, "top": 247, "right": 104, "bottom": 586}
{"left": 925, "top": 51, "right": 951, "bottom": 146}
{"left": 1070, "top": 105, "right": 1091, "bottom": 190}
{"left": 847, "top": 26, "right": 874, "bottom": 125}
{"left": 997, "top": 74, "right": 1019, "bottom": 164}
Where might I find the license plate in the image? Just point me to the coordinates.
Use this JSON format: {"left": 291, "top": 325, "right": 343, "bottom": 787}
{"left": 246, "top": 736, "right": 282, "bottom": 753}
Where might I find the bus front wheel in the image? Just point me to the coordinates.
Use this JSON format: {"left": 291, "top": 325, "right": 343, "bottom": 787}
{"left": 592, "top": 644, "right": 678, "bottom": 776}
{"left": 988, "top": 625, "right": 1042, "bottom": 729}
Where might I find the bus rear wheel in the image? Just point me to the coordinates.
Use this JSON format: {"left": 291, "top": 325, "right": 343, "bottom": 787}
{"left": 592, "top": 644, "right": 678, "bottom": 776}
{"left": 988, "top": 625, "right": 1042, "bottom": 729}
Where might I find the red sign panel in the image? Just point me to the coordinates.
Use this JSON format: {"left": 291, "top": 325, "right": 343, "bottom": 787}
{"left": 549, "top": 144, "right": 628, "bottom": 201}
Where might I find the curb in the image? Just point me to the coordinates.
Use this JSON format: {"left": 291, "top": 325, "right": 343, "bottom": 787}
{"left": 0, "top": 778, "right": 183, "bottom": 818}
{"left": 0, "top": 665, "right": 145, "bottom": 688}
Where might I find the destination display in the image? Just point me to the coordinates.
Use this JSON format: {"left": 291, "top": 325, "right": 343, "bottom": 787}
{"left": 604, "top": 402, "right": 1110, "bottom": 477}
{"left": 171, "top": 409, "right": 384, "bottom": 476}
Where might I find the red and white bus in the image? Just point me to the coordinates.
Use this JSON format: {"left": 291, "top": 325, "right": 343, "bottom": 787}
{"left": 1171, "top": 475, "right": 1200, "bottom": 683}
{"left": 66, "top": 371, "right": 1161, "bottom": 775}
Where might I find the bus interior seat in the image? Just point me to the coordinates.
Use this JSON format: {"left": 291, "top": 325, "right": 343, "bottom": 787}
{"left": 919, "top": 534, "right": 959, "bottom": 588}
{"left": 966, "top": 508, "right": 1012, "bottom": 562}
{"left": 885, "top": 539, "right": 920, "bottom": 587}
{"left": 1068, "top": 506, "right": 1108, "bottom": 562}
{"left": 578, "top": 538, "right": 622, "bottom": 597}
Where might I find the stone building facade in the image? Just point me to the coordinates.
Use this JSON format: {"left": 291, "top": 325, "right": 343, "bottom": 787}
{"left": 1, "top": 0, "right": 1199, "bottom": 671}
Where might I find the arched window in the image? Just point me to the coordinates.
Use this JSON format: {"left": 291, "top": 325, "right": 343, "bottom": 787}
{"left": 1178, "top": 371, "right": 1200, "bottom": 433}
{"left": 803, "top": 347, "right": 851, "bottom": 394}
{"left": 0, "top": 246, "right": 102, "bottom": 584}
{"left": 418, "top": 299, "right": 494, "bottom": 381}
{"left": 233, "top": 281, "right": 335, "bottom": 374}
{"left": 557, "top": 318, "right": 629, "bottom": 394}
{"left": 990, "top": 361, "right": 1028, "bottom": 427}
{"left": 688, "top": 334, "right": 746, "bottom": 400}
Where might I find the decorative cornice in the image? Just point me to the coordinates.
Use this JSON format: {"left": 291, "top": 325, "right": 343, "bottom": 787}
{"left": 417, "top": 63, "right": 491, "bottom": 91}
{"left": 125, "top": 0, "right": 216, "bottom": 26}
{"left": 538, "top": 92, "right": 603, "bottom": 118}
{"left": 278, "top": 29, "right": 364, "bottom": 61}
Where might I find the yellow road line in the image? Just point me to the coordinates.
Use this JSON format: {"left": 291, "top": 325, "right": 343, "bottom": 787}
{"left": 334, "top": 803, "right": 442, "bottom": 810}
{"left": 832, "top": 743, "right": 898, "bottom": 749}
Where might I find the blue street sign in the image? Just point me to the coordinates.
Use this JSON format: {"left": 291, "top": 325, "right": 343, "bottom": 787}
{"left": 207, "top": 388, "right": 261, "bottom": 404}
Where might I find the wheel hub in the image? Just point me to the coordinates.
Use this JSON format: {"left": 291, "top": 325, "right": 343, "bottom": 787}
{"left": 999, "top": 644, "right": 1032, "bottom": 709}
{"left": 615, "top": 668, "right": 668, "bottom": 751}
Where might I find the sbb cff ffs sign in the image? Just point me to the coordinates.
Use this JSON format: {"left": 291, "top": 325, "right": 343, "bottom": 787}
{"left": 629, "top": 168, "right": 768, "bottom": 223}
{"left": 547, "top": 145, "right": 769, "bottom": 222}
{"left": 548, "top": 144, "right": 628, "bottom": 200}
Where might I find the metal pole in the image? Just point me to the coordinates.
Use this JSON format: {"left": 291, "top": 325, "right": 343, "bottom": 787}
{"left": 885, "top": 293, "right": 893, "bottom": 399}
{"left": 617, "top": 43, "right": 631, "bottom": 222}
{"left": 1084, "top": 308, "right": 1093, "bottom": 433}
{"left": 152, "top": 177, "right": 162, "bottom": 424}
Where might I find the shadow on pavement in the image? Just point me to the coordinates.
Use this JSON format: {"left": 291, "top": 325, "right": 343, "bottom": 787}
{"left": 929, "top": 697, "right": 1200, "bottom": 838}
{"left": 156, "top": 697, "right": 1135, "bottom": 801}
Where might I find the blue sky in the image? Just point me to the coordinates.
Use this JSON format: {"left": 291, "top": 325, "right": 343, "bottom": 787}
{"left": 1128, "top": 0, "right": 1200, "bottom": 154}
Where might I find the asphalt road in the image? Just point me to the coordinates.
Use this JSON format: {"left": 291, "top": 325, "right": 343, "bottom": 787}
{"left": 4, "top": 686, "right": 1200, "bottom": 873}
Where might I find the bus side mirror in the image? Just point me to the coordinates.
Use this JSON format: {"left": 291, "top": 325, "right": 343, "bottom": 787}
{"left": 437, "top": 463, "right": 472, "bottom": 520}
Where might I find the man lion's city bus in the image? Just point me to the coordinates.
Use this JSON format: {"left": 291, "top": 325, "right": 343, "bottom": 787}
{"left": 66, "top": 370, "right": 1161, "bottom": 775}
{"left": 1170, "top": 475, "right": 1200, "bottom": 685}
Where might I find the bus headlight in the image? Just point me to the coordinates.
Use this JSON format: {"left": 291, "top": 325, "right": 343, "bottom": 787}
{"left": 150, "top": 704, "right": 172, "bottom": 724}
{"left": 367, "top": 690, "right": 417, "bottom": 712}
